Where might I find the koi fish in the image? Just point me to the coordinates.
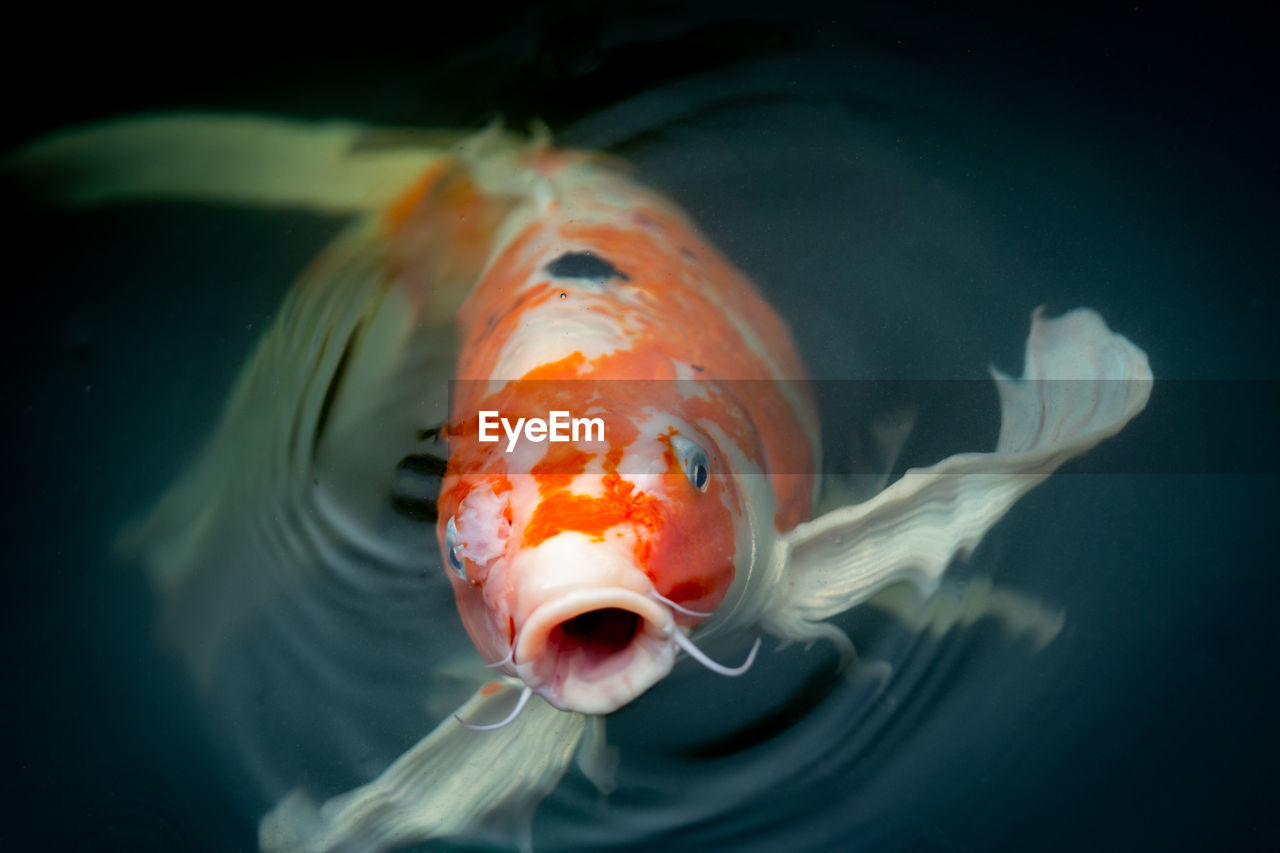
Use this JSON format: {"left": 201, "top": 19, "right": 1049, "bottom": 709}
{"left": 8, "top": 114, "right": 1152, "bottom": 852}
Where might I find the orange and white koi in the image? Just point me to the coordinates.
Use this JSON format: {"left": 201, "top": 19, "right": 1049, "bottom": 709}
{"left": 432, "top": 144, "right": 821, "bottom": 718}
{"left": 8, "top": 114, "right": 1152, "bottom": 852}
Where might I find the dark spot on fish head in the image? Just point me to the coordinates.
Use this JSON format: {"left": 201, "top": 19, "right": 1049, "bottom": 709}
{"left": 545, "top": 251, "right": 630, "bottom": 282}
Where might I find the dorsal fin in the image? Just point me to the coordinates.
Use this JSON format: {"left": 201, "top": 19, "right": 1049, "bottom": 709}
{"left": 3, "top": 112, "right": 520, "bottom": 213}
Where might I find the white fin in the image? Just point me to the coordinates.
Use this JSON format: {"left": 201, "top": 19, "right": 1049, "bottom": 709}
{"left": 867, "top": 576, "right": 1065, "bottom": 651}
{"left": 422, "top": 652, "right": 507, "bottom": 723}
{"left": 765, "top": 307, "right": 1151, "bottom": 655}
{"left": 112, "top": 126, "right": 529, "bottom": 685}
{"left": 259, "top": 682, "right": 589, "bottom": 853}
{"left": 576, "top": 716, "right": 618, "bottom": 796}
{"left": 4, "top": 112, "right": 487, "bottom": 211}
{"left": 816, "top": 406, "right": 918, "bottom": 513}
{"left": 115, "top": 218, "right": 457, "bottom": 685}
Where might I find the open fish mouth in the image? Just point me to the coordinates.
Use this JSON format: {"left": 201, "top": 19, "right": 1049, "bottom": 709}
{"left": 514, "top": 588, "right": 676, "bottom": 714}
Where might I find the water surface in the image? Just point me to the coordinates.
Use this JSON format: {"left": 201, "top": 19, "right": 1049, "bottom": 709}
{"left": 5, "top": 4, "right": 1277, "bottom": 851}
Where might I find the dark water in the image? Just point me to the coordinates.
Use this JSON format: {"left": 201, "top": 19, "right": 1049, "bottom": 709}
{"left": 5, "top": 3, "right": 1277, "bottom": 851}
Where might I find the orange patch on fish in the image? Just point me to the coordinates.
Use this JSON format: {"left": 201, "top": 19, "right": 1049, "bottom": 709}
{"left": 523, "top": 476, "right": 661, "bottom": 550}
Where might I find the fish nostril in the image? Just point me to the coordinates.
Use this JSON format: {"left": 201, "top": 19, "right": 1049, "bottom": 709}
{"left": 551, "top": 608, "right": 641, "bottom": 659}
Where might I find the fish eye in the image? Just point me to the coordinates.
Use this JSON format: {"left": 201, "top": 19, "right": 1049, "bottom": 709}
{"left": 445, "top": 516, "right": 467, "bottom": 579}
{"left": 670, "top": 434, "right": 710, "bottom": 492}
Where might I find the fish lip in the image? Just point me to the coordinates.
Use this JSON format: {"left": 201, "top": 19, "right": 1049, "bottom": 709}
{"left": 514, "top": 587, "right": 676, "bottom": 715}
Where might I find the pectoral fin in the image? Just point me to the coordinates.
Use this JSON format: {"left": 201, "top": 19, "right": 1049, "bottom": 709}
{"left": 816, "top": 406, "right": 918, "bottom": 513}
{"left": 112, "top": 135, "right": 526, "bottom": 686}
{"left": 867, "top": 576, "right": 1065, "bottom": 650}
{"left": 765, "top": 308, "right": 1151, "bottom": 654}
{"left": 260, "top": 682, "right": 599, "bottom": 853}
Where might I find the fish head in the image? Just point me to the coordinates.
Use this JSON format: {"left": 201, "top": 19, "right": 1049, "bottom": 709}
{"left": 437, "top": 388, "right": 775, "bottom": 715}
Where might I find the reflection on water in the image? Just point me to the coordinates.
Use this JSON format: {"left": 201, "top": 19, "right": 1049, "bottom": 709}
{"left": 5, "top": 4, "right": 1277, "bottom": 851}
